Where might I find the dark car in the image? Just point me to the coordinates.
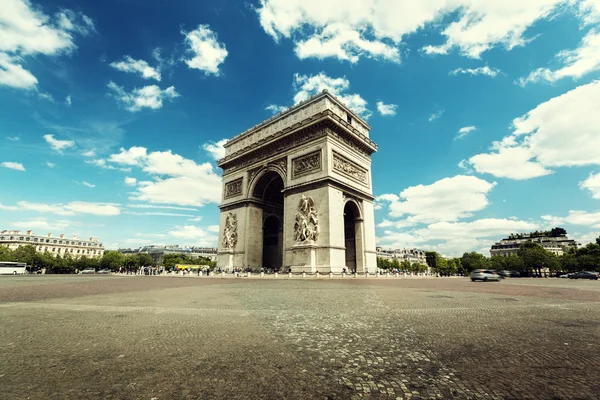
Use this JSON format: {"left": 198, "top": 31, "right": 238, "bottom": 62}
{"left": 570, "top": 271, "right": 599, "bottom": 280}
{"left": 498, "top": 270, "right": 510, "bottom": 278}
{"left": 509, "top": 271, "right": 521, "bottom": 278}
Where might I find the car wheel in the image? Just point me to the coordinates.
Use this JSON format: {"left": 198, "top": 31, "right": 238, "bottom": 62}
{"left": 471, "top": 278, "right": 476, "bottom": 282}
{"left": 483, "top": 277, "right": 488, "bottom": 282}
{"left": 13, "top": 271, "right": 17, "bottom": 275}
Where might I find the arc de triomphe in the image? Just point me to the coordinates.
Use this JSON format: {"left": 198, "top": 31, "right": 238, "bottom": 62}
{"left": 217, "top": 90, "right": 378, "bottom": 273}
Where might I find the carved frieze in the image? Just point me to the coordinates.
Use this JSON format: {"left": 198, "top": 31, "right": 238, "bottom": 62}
{"left": 332, "top": 152, "right": 368, "bottom": 186}
{"left": 224, "top": 178, "right": 243, "bottom": 199}
{"left": 326, "top": 128, "right": 369, "bottom": 158}
{"left": 269, "top": 157, "right": 287, "bottom": 175}
{"left": 222, "top": 212, "right": 238, "bottom": 250}
{"left": 294, "top": 195, "right": 319, "bottom": 242}
{"left": 292, "top": 150, "right": 321, "bottom": 179}
{"left": 222, "top": 124, "right": 327, "bottom": 175}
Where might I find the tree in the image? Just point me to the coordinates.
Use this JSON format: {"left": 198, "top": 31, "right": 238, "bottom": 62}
{"left": 596, "top": 236, "right": 600, "bottom": 245}
{"left": 504, "top": 254, "right": 524, "bottom": 272}
{"left": 550, "top": 227, "right": 567, "bottom": 237}
{"left": 400, "top": 260, "right": 411, "bottom": 272}
{"left": 100, "top": 251, "right": 125, "bottom": 271}
{"left": 490, "top": 256, "right": 507, "bottom": 271}
{"left": 12, "top": 245, "right": 37, "bottom": 265}
{"left": 460, "top": 252, "right": 490, "bottom": 272}
{"left": 137, "top": 253, "right": 154, "bottom": 267}
{"left": 0, "top": 245, "right": 14, "bottom": 262}
{"left": 162, "top": 254, "right": 185, "bottom": 270}
{"left": 517, "top": 241, "right": 554, "bottom": 276}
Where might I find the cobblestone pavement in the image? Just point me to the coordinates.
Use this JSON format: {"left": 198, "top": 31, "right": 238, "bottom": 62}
{"left": 1, "top": 276, "right": 599, "bottom": 399}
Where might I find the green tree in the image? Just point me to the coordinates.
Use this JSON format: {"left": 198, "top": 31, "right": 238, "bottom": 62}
{"left": 100, "top": 251, "right": 125, "bottom": 271}
{"left": 161, "top": 253, "right": 185, "bottom": 270}
{"left": 504, "top": 254, "right": 525, "bottom": 272}
{"left": 12, "top": 245, "right": 37, "bottom": 265}
{"left": 460, "top": 252, "right": 490, "bottom": 272}
{"left": 490, "top": 256, "right": 507, "bottom": 271}
{"left": 550, "top": 227, "right": 567, "bottom": 237}
{"left": 400, "top": 260, "right": 411, "bottom": 272}
{"left": 596, "top": 236, "right": 600, "bottom": 245}
{"left": 517, "top": 241, "right": 553, "bottom": 276}
{"left": 0, "top": 245, "right": 14, "bottom": 261}
{"left": 137, "top": 253, "right": 154, "bottom": 267}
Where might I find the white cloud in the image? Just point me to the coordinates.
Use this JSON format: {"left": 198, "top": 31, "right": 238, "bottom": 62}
{"left": 541, "top": 210, "right": 600, "bottom": 229}
{"left": 182, "top": 25, "right": 228, "bottom": 76}
{"left": 108, "top": 146, "right": 148, "bottom": 166}
{"left": 580, "top": 172, "right": 600, "bottom": 199}
{"left": 82, "top": 149, "right": 96, "bottom": 157}
{"left": 292, "top": 72, "right": 371, "bottom": 118}
{"left": 428, "top": 109, "right": 444, "bottom": 122}
{"left": 9, "top": 218, "right": 70, "bottom": 231}
{"left": 188, "top": 216, "right": 202, "bottom": 222}
{"left": 43, "top": 134, "right": 74, "bottom": 152}
{"left": 0, "top": 0, "right": 94, "bottom": 89}
{"left": 202, "top": 139, "right": 228, "bottom": 160}
{"left": 519, "top": 29, "right": 600, "bottom": 85}
{"left": 255, "top": 0, "right": 597, "bottom": 63}
{"left": 467, "top": 80, "right": 600, "bottom": 179}
{"left": 449, "top": 66, "right": 500, "bottom": 77}
{"left": 45, "top": 162, "right": 55, "bottom": 168}
{"left": 0, "top": 201, "right": 121, "bottom": 216}
{"left": 65, "top": 95, "right": 71, "bottom": 106}
{"left": 107, "top": 81, "right": 179, "bottom": 112}
{"left": 376, "top": 101, "right": 397, "bottom": 116}
{"left": 127, "top": 204, "right": 197, "bottom": 211}
{"left": 38, "top": 92, "right": 54, "bottom": 102}
{"left": 1, "top": 161, "right": 25, "bottom": 171}
{"left": 377, "top": 218, "right": 539, "bottom": 257}
{"left": 454, "top": 125, "right": 477, "bottom": 140}
{"left": 207, "top": 225, "right": 220, "bottom": 233}
{"left": 6, "top": 136, "right": 20, "bottom": 141}
{"left": 108, "top": 146, "right": 222, "bottom": 207}
{"left": 84, "top": 158, "right": 130, "bottom": 172}
{"left": 110, "top": 55, "right": 161, "bottom": 81}
{"left": 124, "top": 177, "right": 137, "bottom": 186}
{"left": 265, "top": 104, "right": 288, "bottom": 114}
{"left": 0, "top": 53, "right": 38, "bottom": 89}
{"left": 81, "top": 181, "right": 95, "bottom": 188}
{"left": 167, "top": 225, "right": 214, "bottom": 241}
{"left": 124, "top": 211, "right": 194, "bottom": 217}
{"left": 377, "top": 175, "right": 497, "bottom": 225}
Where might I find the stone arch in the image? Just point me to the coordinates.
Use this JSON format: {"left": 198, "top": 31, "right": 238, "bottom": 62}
{"left": 343, "top": 199, "right": 365, "bottom": 273}
{"left": 247, "top": 166, "right": 286, "bottom": 199}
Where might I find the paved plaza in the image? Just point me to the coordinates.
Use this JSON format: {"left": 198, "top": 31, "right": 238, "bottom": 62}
{"left": 1, "top": 276, "right": 599, "bottom": 400}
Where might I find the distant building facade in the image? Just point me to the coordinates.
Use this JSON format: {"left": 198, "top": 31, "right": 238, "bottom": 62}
{"left": 118, "top": 245, "right": 218, "bottom": 265}
{"left": 376, "top": 247, "right": 428, "bottom": 264}
{"left": 490, "top": 233, "right": 578, "bottom": 257}
{"left": 0, "top": 230, "right": 104, "bottom": 258}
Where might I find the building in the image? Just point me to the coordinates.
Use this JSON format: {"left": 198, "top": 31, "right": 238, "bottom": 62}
{"left": 217, "top": 90, "right": 378, "bottom": 273}
{"left": 118, "top": 245, "right": 218, "bottom": 265}
{"left": 376, "top": 247, "right": 428, "bottom": 265}
{"left": 0, "top": 230, "right": 104, "bottom": 258}
{"left": 490, "top": 232, "right": 578, "bottom": 257}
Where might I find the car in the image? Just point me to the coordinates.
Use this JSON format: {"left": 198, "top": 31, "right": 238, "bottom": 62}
{"left": 97, "top": 268, "right": 111, "bottom": 274}
{"left": 559, "top": 273, "right": 574, "bottom": 278}
{"left": 80, "top": 268, "right": 96, "bottom": 274}
{"left": 509, "top": 271, "right": 521, "bottom": 278}
{"left": 498, "top": 270, "right": 511, "bottom": 278}
{"left": 470, "top": 269, "right": 502, "bottom": 282}
{"left": 570, "top": 271, "right": 599, "bottom": 280}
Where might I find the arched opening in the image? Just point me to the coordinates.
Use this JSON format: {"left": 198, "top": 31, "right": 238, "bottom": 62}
{"left": 344, "top": 201, "right": 364, "bottom": 273}
{"left": 262, "top": 215, "right": 281, "bottom": 270}
{"left": 253, "top": 171, "right": 284, "bottom": 271}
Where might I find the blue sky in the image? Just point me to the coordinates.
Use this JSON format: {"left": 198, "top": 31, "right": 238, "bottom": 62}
{"left": 1, "top": 0, "right": 600, "bottom": 255}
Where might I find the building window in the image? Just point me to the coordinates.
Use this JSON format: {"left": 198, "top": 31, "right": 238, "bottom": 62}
{"left": 52, "top": 248, "right": 55, "bottom": 252}
{"left": 26, "top": 237, "right": 30, "bottom": 241}
{"left": 346, "top": 113, "right": 352, "bottom": 125}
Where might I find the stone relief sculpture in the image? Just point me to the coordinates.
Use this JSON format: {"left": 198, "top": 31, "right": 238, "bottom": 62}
{"left": 222, "top": 212, "right": 238, "bottom": 249}
{"left": 294, "top": 195, "right": 319, "bottom": 242}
